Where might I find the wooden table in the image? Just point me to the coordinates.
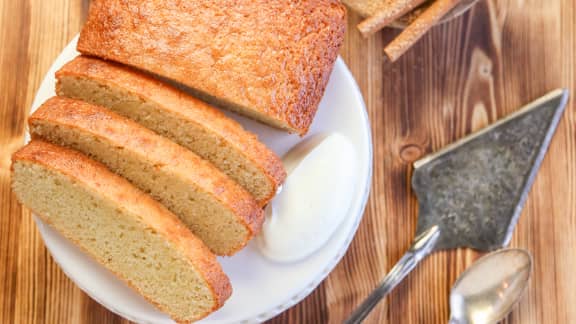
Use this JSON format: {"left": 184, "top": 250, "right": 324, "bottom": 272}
{"left": 1, "top": 0, "right": 575, "bottom": 323}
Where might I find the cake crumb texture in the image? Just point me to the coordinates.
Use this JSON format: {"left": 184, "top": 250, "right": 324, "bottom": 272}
{"left": 11, "top": 140, "right": 232, "bottom": 322}
{"left": 56, "top": 56, "right": 286, "bottom": 205}
{"left": 29, "top": 96, "right": 264, "bottom": 256}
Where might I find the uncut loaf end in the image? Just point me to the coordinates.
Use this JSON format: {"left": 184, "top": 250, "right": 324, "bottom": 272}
{"left": 77, "top": 0, "right": 346, "bottom": 135}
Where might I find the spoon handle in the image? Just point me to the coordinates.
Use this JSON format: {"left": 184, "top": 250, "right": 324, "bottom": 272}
{"left": 344, "top": 226, "right": 440, "bottom": 324}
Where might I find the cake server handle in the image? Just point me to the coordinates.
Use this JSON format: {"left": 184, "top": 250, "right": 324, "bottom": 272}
{"left": 344, "top": 226, "right": 440, "bottom": 324}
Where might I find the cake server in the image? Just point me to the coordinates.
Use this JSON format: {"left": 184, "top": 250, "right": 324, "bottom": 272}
{"left": 345, "top": 89, "right": 569, "bottom": 323}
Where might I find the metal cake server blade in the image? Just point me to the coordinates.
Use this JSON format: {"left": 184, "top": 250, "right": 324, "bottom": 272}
{"left": 346, "top": 89, "right": 569, "bottom": 323}
{"left": 413, "top": 89, "right": 569, "bottom": 251}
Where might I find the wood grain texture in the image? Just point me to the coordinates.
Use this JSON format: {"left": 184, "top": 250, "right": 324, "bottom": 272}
{"left": 0, "top": 0, "right": 574, "bottom": 323}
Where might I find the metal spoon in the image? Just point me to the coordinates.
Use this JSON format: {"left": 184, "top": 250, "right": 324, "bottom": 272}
{"left": 449, "top": 248, "right": 533, "bottom": 324}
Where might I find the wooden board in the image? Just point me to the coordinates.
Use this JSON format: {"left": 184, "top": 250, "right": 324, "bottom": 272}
{"left": 1, "top": 0, "right": 574, "bottom": 323}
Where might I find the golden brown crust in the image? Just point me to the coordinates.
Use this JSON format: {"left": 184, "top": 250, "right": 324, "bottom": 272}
{"left": 11, "top": 140, "right": 232, "bottom": 320}
{"left": 29, "top": 97, "right": 264, "bottom": 248}
{"left": 77, "top": 0, "right": 346, "bottom": 135}
{"left": 56, "top": 55, "right": 286, "bottom": 205}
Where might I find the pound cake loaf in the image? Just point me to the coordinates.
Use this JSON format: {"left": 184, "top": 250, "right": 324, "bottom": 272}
{"left": 56, "top": 56, "right": 286, "bottom": 206}
{"left": 29, "top": 96, "right": 263, "bottom": 256}
{"left": 11, "top": 140, "right": 231, "bottom": 322}
{"left": 77, "top": 0, "right": 346, "bottom": 135}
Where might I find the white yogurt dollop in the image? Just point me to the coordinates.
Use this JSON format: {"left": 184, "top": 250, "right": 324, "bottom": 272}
{"left": 257, "top": 133, "right": 358, "bottom": 262}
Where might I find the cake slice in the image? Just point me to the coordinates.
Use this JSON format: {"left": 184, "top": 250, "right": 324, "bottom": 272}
{"left": 77, "top": 0, "right": 346, "bottom": 135}
{"left": 56, "top": 55, "right": 285, "bottom": 206}
{"left": 11, "top": 140, "right": 231, "bottom": 322}
{"left": 29, "top": 96, "right": 263, "bottom": 256}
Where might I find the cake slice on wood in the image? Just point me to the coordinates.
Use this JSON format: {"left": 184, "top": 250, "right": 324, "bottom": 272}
{"left": 29, "top": 96, "right": 263, "bottom": 256}
{"left": 56, "top": 55, "right": 285, "bottom": 206}
{"left": 77, "top": 0, "right": 346, "bottom": 135}
{"left": 11, "top": 140, "right": 232, "bottom": 322}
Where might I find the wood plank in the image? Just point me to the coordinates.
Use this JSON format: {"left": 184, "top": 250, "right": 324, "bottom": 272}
{"left": 0, "top": 0, "right": 574, "bottom": 323}
{"left": 0, "top": 0, "right": 33, "bottom": 323}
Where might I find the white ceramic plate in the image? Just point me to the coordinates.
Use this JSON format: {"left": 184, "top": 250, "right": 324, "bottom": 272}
{"left": 29, "top": 36, "right": 372, "bottom": 324}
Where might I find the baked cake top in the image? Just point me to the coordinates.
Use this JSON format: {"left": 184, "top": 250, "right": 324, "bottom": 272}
{"left": 78, "top": 0, "right": 346, "bottom": 135}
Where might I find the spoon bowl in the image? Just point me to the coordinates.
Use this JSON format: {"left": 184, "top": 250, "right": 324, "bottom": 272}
{"left": 449, "top": 248, "right": 532, "bottom": 324}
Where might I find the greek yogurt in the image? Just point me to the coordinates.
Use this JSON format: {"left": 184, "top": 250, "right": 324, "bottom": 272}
{"left": 257, "top": 133, "right": 358, "bottom": 262}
